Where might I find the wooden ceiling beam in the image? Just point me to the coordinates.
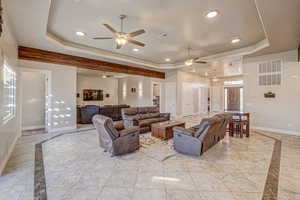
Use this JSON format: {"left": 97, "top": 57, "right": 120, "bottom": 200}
{"left": 18, "top": 46, "right": 165, "bottom": 79}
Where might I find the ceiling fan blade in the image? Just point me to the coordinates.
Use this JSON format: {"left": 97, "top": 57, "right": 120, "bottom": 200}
{"left": 127, "top": 39, "right": 145, "bottom": 47}
{"left": 103, "top": 24, "right": 117, "bottom": 34}
{"left": 116, "top": 43, "right": 122, "bottom": 49}
{"left": 195, "top": 60, "right": 207, "bottom": 64}
{"left": 93, "top": 37, "right": 113, "bottom": 40}
{"left": 128, "top": 29, "right": 146, "bottom": 37}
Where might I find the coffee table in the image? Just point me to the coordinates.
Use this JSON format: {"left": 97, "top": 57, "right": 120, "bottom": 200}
{"left": 151, "top": 120, "right": 185, "bottom": 140}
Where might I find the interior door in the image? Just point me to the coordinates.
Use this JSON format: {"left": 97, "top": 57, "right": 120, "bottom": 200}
{"left": 182, "top": 83, "right": 194, "bottom": 116}
{"left": 211, "top": 86, "right": 222, "bottom": 112}
{"left": 199, "top": 87, "right": 209, "bottom": 114}
{"left": 225, "top": 87, "right": 241, "bottom": 111}
{"left": 165, "top": 82, "right": 177, "bottom": 117}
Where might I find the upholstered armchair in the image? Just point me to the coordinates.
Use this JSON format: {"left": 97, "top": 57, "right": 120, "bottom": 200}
{"left": 173, "top": 114, "right": 230, "bottom": 156}
{"left": 92, "top": 115, "right": 140, "bottom": 156}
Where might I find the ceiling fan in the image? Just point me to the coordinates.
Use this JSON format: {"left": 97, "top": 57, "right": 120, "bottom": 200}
{"left": 93, "top": 15, "right": 146, "bottom": 49}
{"left": 184, "top": 47, "right": 207, "bottom": 66}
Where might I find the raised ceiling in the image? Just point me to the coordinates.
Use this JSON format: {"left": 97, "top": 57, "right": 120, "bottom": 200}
{"left": 180, "top": 57, "right": 243, "bottom": 78}
{"left": 6, "top": 0, "right": 300, "bottom": 73}
{"left": 48, "top": 0, "right": 264, "bottom": 64}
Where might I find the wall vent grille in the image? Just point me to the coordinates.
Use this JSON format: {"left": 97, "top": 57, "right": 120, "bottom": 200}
{"left": 258, "top": 60, "right": 282, "bottom": 86}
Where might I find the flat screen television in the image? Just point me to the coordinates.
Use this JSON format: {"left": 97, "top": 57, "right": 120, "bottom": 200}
{"left": 83, "top": 89, "right": 103, "bottom": 101}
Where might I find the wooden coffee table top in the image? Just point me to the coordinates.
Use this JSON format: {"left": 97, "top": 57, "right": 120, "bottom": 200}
{"left": 151, "top": 120, "right": 185, "bottom": 129}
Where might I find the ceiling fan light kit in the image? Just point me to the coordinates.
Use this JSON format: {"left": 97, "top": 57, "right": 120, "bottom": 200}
{"left": 184, "top": 47, "right": 207, "bottom": 66}
{"left": 94, "top": 15, "right": 146, "bottom": 49}
{"left": 115, "top": 35, "right": 128, "bottom": 46}
{"left": 185, "top": 59, "right": 194, "bottom": 66}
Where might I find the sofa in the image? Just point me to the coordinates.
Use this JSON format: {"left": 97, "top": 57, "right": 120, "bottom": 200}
{"left": 92, "top": 115, "right": 140, "bottom": 156}
{"left": 77, "top": 104, "right": 130, "bottom": 124}
{"left": 122, "top": 106, "right": 170, "bottom": 133}
{"left": 172, "top": 114, "right": 231, "bottom": 156}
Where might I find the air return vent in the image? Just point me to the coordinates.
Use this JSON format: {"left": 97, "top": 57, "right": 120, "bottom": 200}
{"left": 258, "top": 60, "right": 282, "bottom": 86}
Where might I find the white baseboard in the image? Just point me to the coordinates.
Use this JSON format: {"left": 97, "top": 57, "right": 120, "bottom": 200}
{"left": 22, "top": 125, "right": 45, "bottom": 131}
{"left": 252, "top": 126, "right": 300, "bottom": 136}
{"left": 0, "top": 133, "right": 20, "bottom": 176}
{"left": 49, "top": 126, "right": 77, "bottom": 133}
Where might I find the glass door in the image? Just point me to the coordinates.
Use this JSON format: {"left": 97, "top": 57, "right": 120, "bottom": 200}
{"left": 224, "top": 87, "right": 243, "bottom": 112}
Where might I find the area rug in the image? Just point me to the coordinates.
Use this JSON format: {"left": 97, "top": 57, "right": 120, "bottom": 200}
{"left": 139, "top": 132, "right": 177, "bottom": 161}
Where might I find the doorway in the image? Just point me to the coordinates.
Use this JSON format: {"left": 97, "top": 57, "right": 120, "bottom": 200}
{"left": 20, "top": 68, "right": 51, "bottom": 135}
{"left": 224, "top": 87, "right": 244, "bottom": 112}
{"left": 152, "top": 82, "right": 161, "bottom": 108}
{"left": 199, "top": 87, "right": 209, "bottom": 115}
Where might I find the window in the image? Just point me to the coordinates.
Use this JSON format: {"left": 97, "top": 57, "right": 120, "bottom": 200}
{"left": 3, "top": 61, "right": 16, "bottom": 123}
{"left": 240, "top": 88, "right": 244, "bottom": 112}
{"left": 258, "top": 60, "right": 282, "bottom": 86}
{"left": 224, "top": 80, "right": 243, "bottom": 86}
{"left": 224, "top": 88, "right": 228, "bottom": 111}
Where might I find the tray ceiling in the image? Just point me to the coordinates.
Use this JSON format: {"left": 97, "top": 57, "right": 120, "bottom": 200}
{"left": 6, "top": 0, "right": 300, "bottom": 73}
{"left": 48, "top": 0, "right": 265, "bottom": 64}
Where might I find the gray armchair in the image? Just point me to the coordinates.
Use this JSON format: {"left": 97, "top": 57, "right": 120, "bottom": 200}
{"left": 173, "top": 114, "right": 230, "bottom": 156}
{"left": 92, "top": 115, "right": 140, "bottom": 156}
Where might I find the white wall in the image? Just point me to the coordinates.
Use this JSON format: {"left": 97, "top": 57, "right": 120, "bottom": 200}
{"left": 77, "top": 75, "right": 118, "bottom": 106}
{"left": 0, "top": 2, "right": 21, "bottom": 175}
{"left": 177, "top": 71, "right": 210, "bottom": 116}
{"left": 118, "top": 76, "right": 153, "bottom": 107}
{"left": 210, "top": 86, "right": 223, "bottom": 112}
{"left": 19, "top": 60, "right": 77, "bottom": 132}
{"left": 243, "top": 49, "right": 300, "bottom": 135}
{"left": 21, "top": 71, "right": 45, "bottom": 130}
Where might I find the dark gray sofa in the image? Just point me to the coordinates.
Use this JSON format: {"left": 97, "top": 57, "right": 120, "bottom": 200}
{"left": 122, "top": 106, "right": 170, "bottom": 133}
{"left": 173, "top": 114, "right": 231, "bottom": 156}
{"left": 92, "top": 115, "right": 140, "bottom": 156}
{"left": 78, "top": 104, "right": 130, "bottom": 124}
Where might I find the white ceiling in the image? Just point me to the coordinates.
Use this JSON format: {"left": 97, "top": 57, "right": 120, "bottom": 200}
{"left": 48, "top": 0, "right": 264, "bottom": 64}
{"left": 6, "top": 0, "right": 300, "bottom": 77}
{"left": 180, "top": 57, "right": 243, "bottom": 78}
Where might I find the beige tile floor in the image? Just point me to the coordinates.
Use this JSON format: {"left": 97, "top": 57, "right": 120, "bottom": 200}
{"left": 0, "top": 115, "right": 299, "bottom": 200}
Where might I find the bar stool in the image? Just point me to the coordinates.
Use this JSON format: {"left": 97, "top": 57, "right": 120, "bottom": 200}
{"left": 231, "top": 120, "right": 248, "bottom": 138}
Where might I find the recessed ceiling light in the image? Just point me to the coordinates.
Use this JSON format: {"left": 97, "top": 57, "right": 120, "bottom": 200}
{"left": 165, "top": 58, "right": 171, "bottom": 62}
{"left": 206, "top": 10, "right": 219, "bottom": 18}
{"left": 76, "top": 31, "right": 86, "bottom": 36}
{"left": 231, "top": 38, "right": 241, "bottom": 44}
{"left": 133, "top": 48, "right": 139, "bottom": 52}
{"left": 102, "top": 75, "right": 107, "bottom": 78}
